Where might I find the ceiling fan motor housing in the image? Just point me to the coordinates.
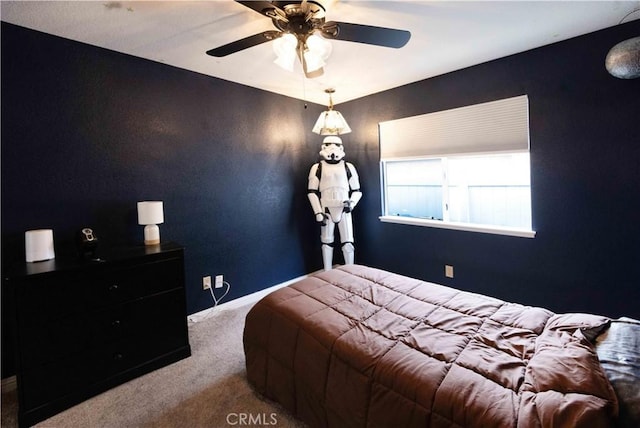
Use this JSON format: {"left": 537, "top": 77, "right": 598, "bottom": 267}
{"left": 269, "top": 1, "right": 328, "bottom": 39}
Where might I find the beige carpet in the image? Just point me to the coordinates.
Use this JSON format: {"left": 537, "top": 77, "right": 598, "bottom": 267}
{"left": 1, "top": 303, "right": 307, "bottom": 428}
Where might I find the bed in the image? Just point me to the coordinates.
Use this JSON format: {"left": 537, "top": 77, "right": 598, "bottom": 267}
{"left": 244, "top": 264, "right": 639, "bottom": 427}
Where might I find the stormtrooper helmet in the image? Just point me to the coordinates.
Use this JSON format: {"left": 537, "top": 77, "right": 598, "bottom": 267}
{"left": 319, "top": 136, "right": 345, "bottom": 163}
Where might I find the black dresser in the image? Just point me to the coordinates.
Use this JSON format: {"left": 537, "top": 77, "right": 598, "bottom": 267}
{"left": 4, "top": 242, "right": 191, "bottom": 427}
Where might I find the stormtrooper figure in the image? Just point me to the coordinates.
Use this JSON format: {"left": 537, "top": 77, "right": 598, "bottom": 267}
{"left": 308, "top": 135, "right": 362, "bottom": 271}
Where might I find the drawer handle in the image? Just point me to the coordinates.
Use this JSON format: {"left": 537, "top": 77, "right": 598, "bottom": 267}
{"left": 109, "top": 284, "right": 119, "bottom": 291}
{"left": 111, "top": 319, "right": 121, "bottom": 328}
{"left": 113, "top": 353, "right": 124, "bottom": 361}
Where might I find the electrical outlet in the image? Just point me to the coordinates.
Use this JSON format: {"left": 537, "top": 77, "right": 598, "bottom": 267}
{"left": 445, "top": 265, "right": 454, "bottom": 278}
{"left": 202, "top": 276, "right": 212, "bottom": 290}
{"left": 215, "top": 275, "right": 224, "bottom": 289}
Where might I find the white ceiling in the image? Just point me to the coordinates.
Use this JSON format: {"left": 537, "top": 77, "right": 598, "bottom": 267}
{"left": 2, "top": 1, "right": 639, "bottom": 105}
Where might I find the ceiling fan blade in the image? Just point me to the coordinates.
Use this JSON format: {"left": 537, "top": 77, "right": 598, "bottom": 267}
{"left": 236, "top": 1, "right": 279, "bottom": 16}
{"left": 322, "top": 21, "right": 411, "bottom": 48}
{"left": 236, "top": 1, "right": 288, "bottom": 22}
{"left": 206, "top": 31, "right": 281, "bottom": 57}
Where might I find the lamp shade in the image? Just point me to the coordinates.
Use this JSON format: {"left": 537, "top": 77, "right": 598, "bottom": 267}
{"left": 272, "top": 32, "right": 332, "bottom": 74}
{"left": 273, "top": 33, "right": 298, "bottom": 72}
{"left": 25, "top": 229, "right": 55, "bottom": 262}
{"left": 303, "top": 49, "right": 326, "bottom": 73}
{"left": 312, "top": 88, "right": 351, "bottom": 135}
{"left": 137, "top": 201, "right": 164, "bottom": 225}
{"left": 304, "top": 33, "right": 332, "bottom": 73}
{"left": 306, "top": 33, "right": 332, "bottom": 59}
{"left": 312, "top": 110, "right": 352, "bottom": 135}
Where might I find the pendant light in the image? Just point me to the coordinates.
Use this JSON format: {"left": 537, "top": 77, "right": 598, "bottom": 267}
{"left": 312, "top": 89, "right": 351, "bottom": 135}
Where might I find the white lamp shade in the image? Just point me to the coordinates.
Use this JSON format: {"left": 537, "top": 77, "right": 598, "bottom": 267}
{"left": 303, "top": 34, "right": 332, "bottom": 73}
{"left": 273, "top": 33, "right": 297, "bottom": 54}
{"left": 137, "top": 201, "right": 164, "bottom": 225}
{"left": 312, "top": 110, "right": 352, "bottom": 135}
{"left": 273, "top": 33, "right": 298, "bottom": 72}
{"left": 274, "top": 52, "right": 296, "bottom": 72}
{"left": 306, "top": 34, "right": 332, "bottom": 60}
{"left": 25, "top": 229, "right": 55, "bottom": 262}
{"left": 303, "top": 50, "right": 326, "bottom": 73}
{"left": 273, "top": 32, "right": 332, "bottom": 74}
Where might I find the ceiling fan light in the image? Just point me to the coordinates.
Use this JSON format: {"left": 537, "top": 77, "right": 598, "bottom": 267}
{"left": 306, "top": 33, "right": 332, "bottom": 60}
{"left": 273, "top": 33, "right": 298, "bottom": 71}
{"left": 303, "top": 49, "right": 325, "bottom": 73}
{"left": 273, "top": 33, "right": 297, "bottom": 52}
{"left": 274, "top": 54, "right": 296, "bottom": 72}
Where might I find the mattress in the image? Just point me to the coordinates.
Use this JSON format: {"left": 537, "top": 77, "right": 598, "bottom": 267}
{"left": 244, "top": 264, "right": 621, "bottom": 427}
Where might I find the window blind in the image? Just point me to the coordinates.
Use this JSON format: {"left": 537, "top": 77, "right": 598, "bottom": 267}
{"left": 379, "top": 95, "right": 529, "bottom": 160}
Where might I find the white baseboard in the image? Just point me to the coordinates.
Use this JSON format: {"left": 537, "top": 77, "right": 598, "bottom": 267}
{"left": 188, "top": 269, "right": 322, "bottom": 323}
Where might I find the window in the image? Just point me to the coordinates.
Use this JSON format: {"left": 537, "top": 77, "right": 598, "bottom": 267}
{"left": 379, "top": 95, "right": 535, "bottom": 238}
{"left": 383, "top": 153, "right": 532, "bottom": 231}
{"left": 385, "top": 159, "right": 444, "bottom": 220}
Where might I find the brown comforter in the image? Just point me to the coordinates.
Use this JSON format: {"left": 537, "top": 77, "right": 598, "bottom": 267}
{"left": 244, "top": 265, "right": 618, "bottom": 427}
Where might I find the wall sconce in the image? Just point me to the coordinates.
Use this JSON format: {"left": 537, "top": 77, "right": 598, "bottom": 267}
{"left": 137, "top": 201, "right": 164, "bottom": 246}
{"left": 312, "top": 88, "right": 351, "bottom": 135}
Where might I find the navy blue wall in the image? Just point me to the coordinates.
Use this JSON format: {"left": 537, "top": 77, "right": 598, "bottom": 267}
{"left": 341, "top": 20, "right": 640, "bottom": 319}
{"left": 1, "top": 22, "right": 328, "bottom": 377}
{"left": 1, "top": 22, "right": 326, "bottom": 313}
{"left": 2, "top": 20, "right": 639, "bottom": 378}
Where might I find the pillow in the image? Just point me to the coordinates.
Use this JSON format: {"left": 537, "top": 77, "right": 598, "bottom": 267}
{"left": 544, "top": 313, "right": 611, "bottom": 342}
{"left": 596, "top": 318, "right": 640, "bottom": 428}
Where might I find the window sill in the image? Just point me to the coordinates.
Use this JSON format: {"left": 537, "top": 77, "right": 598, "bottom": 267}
{"left": 379, "top": 216, "right": 536, "bottom": 238}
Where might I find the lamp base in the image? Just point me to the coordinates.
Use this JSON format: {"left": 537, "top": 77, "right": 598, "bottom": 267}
{"left": 143, "top": 224, "right": 160, "bottom": 246}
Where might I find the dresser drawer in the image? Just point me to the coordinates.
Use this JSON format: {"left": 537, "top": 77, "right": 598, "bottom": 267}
{"left": 20, "top": 325, "right": 189, "bottom": 410}
{"left": 17, "top": 288, "right": 187, "bottom": 369}
{"left": 15, "top": 257, "right": 183, "bottom": 325}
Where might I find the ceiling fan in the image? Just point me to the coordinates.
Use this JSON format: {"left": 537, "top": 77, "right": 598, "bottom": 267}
{"left": 206, "top": 0, "right": 411, "bottom": 78}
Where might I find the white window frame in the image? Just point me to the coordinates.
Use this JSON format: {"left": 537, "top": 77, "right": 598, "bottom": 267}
{"left": 378, "top": 95, "right": 536, "bottom": 239}
{"left": 379, "top": 215, "right": 536, "bottom": 238}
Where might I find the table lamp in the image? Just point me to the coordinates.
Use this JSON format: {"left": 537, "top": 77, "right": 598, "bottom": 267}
{"left": 137, "top": 201, "right": 164, "bottom": 246}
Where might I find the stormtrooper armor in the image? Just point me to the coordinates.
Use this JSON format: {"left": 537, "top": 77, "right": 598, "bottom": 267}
{"left": 308, "top": 136, "right": 362, "bottom": 271}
